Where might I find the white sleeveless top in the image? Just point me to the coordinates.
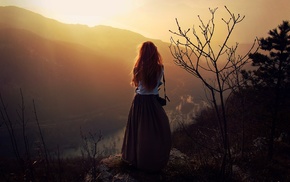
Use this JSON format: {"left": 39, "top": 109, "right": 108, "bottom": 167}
{"left": 135, "top": 69, "right": 163, "bottom": 95}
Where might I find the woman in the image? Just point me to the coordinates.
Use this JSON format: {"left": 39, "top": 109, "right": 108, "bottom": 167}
{"left": 121, "top": 41, "right": 171, "bottom": 172}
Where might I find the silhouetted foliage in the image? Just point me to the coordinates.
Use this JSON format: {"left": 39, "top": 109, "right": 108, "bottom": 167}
{"left": 172, "top": 90, "right": 290, "bottom": 181}
{"left": 242, "top": 21, "right": 290, "bottom": 159}
{"left": 243, "top": 21, "right": 290, "bottom": 89}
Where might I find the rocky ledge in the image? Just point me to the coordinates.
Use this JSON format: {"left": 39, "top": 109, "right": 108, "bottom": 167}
{"left": 85, "top": 148, "right": 194, "bottom": 182}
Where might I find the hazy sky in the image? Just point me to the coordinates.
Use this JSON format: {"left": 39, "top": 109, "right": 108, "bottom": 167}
{"left": 1, "top": 0, "right": 290, "bottom": 43}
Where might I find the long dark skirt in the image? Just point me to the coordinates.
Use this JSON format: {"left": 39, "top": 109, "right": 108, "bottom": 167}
{"left": 121, "top": 94, "right": 172, "bottom": 172}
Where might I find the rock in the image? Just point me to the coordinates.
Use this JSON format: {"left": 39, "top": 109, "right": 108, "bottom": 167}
{"left": 97, "top": 164, "right": 113, "bottom": 181}
{"left": 85, "top": 148, "right": 192, "bottom": 182}
{"left": 232, "top": 165, "right": 253, "bottom": 182}
{"left": 168, "top": 148, "right": 189, "bottom": 164}
{"left": 100, "top": 154, "right": 122, "bottom": 168}
{"left": 112, "top": 173, "right": 137, "bottom": 182}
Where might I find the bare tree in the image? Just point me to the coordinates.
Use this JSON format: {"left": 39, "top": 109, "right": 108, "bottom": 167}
{"left": 80, "top": 129, "right": 103, "bottom": 182}
{"left": 0, "top": 92, "right": 23, "bottom": 173}
{"left": 33, "top": 99, "right": 51, "bottom": 180}
{"left": 0, "top": 90, "right": 52, "bottom": 181}
{"left": 169, "top": 6, "right": 257, "bottom": 179}
{"left": 17, "top": 89, "right": 35, "bottom": 181}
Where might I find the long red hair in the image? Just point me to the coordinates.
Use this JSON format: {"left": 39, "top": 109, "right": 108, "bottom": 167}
{"left": 131, "top": 41, "right": 163, "bottom": 90}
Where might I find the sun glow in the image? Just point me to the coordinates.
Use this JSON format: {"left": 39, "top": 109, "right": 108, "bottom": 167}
{"left": 1, "top": 0, "right": 290, "bottom": 42}
{"left": 40, "top": 0, "right": 144, "bottom": 26}
{"left": 1, "top": 0, "right": 144, "bottom": 26}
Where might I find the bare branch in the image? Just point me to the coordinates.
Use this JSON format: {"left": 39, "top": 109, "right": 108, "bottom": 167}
{"left": 169, "top": 6, "right": 258, "bottom": 177}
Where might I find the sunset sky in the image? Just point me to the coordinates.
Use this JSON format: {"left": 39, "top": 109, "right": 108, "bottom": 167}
{"left": 1, "top": 0, "right": 290, "bottom": 43}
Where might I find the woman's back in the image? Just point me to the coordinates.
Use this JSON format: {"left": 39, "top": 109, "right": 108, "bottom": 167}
{"left": 121, "top": 41, "right": 172, "bottom": 172}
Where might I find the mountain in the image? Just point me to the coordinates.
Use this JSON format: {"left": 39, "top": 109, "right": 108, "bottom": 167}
{"left": 1, "top": 27, "right": 127, "bottom": 113}
{"left": 0, "top": 5, "right": 199, "bottom": 115}
{"left": 0, "top": 6, "right": 200, "bottom": 156}
{"left": 0, "top": 6, "right": 147, "bottom": 61}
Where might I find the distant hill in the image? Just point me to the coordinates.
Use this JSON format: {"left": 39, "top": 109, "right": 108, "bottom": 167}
{"left": 0, "top": 27, "right": 129, "bottom": 115}
{"left": 0, "top": 6, "right": 147, "bottom": 61}
{"left": 0, "top": 5, "right": 198, "bottom": 116}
